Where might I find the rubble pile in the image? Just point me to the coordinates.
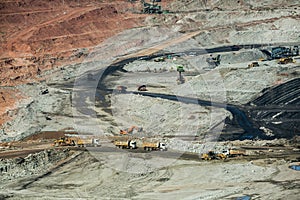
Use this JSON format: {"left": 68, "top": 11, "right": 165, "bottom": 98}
{"left": 0, "top": 149, "right": 70, "bottom": 182}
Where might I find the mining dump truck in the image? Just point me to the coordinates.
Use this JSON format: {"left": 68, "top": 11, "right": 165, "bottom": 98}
{"left": 114, "top": 140, "right": 137, "bottom": 149}
{"left": 76, "top": 138, "right": 100, "bottom": 147}
{"left": 220, "top": 148, "right": 247, "bottom": 157}
{"left": 53, "top": 136, "right": 100, "bottom": 147}
{"left": 142, "top": 142, "right": 167, "bottom": 151}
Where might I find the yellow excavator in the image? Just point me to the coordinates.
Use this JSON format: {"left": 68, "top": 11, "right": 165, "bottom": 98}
{"left": 120, "top": 126, "right": 143, "bottom": 135}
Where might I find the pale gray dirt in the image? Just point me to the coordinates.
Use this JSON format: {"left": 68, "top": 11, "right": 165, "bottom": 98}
{"left": 1, "top": 151, "right": 299, "bottom": 200}
{"left": 0, "top": 1, "right": 300, "bottom": 199}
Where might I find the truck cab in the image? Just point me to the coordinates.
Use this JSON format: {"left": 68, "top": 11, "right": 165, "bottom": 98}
{"left": 92, "top": 139, "right": 100, "bottom": 147}
{"left": 129, "top": 141, "right": 137, "bottom": 149}
{"left": 159, "top": 143, "right": 167, "bottom": 151}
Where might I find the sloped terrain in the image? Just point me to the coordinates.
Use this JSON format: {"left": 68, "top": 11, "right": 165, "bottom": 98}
{"left": 249, "top": 78, "right": 300, "bottom": 138}
{"left": 0, "top": 0, "right": 300, "bottom": 199}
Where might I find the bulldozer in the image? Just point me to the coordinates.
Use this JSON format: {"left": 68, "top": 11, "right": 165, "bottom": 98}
{"left": 201, "top": 151, "right": 227, "bottom": 160}
{"left": 248, "top": 61, "right": 259, "bottom": 68}
{"left": 53, "top": 137, "right": 75, "bottom": 147}
{"left": 278, "top": 57, "right": 295, "bottom": 64}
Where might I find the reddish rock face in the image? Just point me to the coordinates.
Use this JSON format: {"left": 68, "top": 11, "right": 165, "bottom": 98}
{"left": 0, "top": 0, "right": 153, "bottom": 125}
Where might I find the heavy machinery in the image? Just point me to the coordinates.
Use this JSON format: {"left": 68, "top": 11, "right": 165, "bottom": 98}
{"left": 120, "top": 126, "right": 143, "bottom": 135}
{"left": 141, "top": 0, "right": 162, "bottom": 14}
{"left": 153, "top": 56, "right": 165, "bottom": 62}
{"left": 116, "top": 85, "right": 127, "bottom": 93}
{"left": 201, "top": 148, "right": 246, "bottom": 160}
{"left": 278, "top": 57, "right": 295, "bottom": 64}
{"left": 138, "top": 85, "right": 147, "bottom": 91}
{"left": 76, "top": 138, "right": 100, "bottom": 147}
{"left": 53, "top": 136, "right": 100, "bottom": 147}
{"left": 219, "top": 148, "right": 247, "bottom": 157}
{"left": 227, "top": 149, "right": 246, "bottom": 157}
{"left": 201, "top": 151, "right": 227, "bottom": 160}
{"left": 114, "top": 140, "right": 137, "bottom": 149}
{"left": 206, "top": 54, "right": 221, "bottom": 67}
{"left": 248, "top": 61, "right": 259, "bottom": 68}
{"left": 53, "top": 137, "right": 75, "bottom": 147}
{"left": 176, "top": 65, "right": 185, "bottom": 84}
{"left": 142, "top": 141, "right": 167, "bottom": 151}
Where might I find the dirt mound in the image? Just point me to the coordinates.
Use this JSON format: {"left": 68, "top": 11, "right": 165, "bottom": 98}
{"left": 0, "top": 148, "right": 70, "bottom": 182}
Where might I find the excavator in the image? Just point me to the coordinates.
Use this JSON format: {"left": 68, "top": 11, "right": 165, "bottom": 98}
{"left": 176, "top": 65, "right": 185, "bottom": 84}
{"left": 206, "top": 54, "right": 221, "bottom": 67}
{"left": 120, "top": 126, "right": 143, "bottom": 135}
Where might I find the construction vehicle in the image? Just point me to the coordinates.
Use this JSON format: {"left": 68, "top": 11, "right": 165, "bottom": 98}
{"left": 76, "top": 138, "right": 100, "bottom": 147}
{"left": 138, "top": 85, "right": 147, "bottom": 91}
{"left": 53, "top": 136, "right": 100, "bottom": 147}
{"left": 206, "top": 54, "right": 221, "bottom": 67}
{"left": 176, "top": 65, "right": 185, "bottom": 84}
{"left": 220, "top": 148, "right": 247, "bottom": 157}
{"left": 142, "top": 141, "right": 167, "bottom": 151}
{"left": 116, "top": 85, "right": 127, "bottom": 93}
{"left": 154, "top": 56, "right": 165, "bottom": 62}
{"left": 201, "top": 148, "right": 246, "bottom": 160}
{"left": 141, "top": 0, "right": 162, "bottom": 14}
{"left": 201, "top": 151, "right": 227, "bottom": 160}
{"left": 120, "top": 126, "right": 143, "bottom": 135}
{"left": 248, "top": 61, "right": 259, "bottom": 68}
{"left": 114, "top": 140, "right": 137, "bottom": 149}
{"left": 227, "top": 149, "right": 246, "bottom": 157}
{"left": 278, "top": 57, "right": 295, "bottom": 64}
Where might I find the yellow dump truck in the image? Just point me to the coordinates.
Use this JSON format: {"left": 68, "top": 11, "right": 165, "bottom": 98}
{"left": 228, "top": 149, "right": 246, "bottom": 157}
{"left": 114, "top": 140, "right": 137, "bottom": 149}
{"left": 142, "top": 142, "right": 167, "bottom": 151}
{"left": 53, "top": 136, "right": 100, "bottom": 147}
{"left": 75, "top": 138, "right": 100, "bottom": 147}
